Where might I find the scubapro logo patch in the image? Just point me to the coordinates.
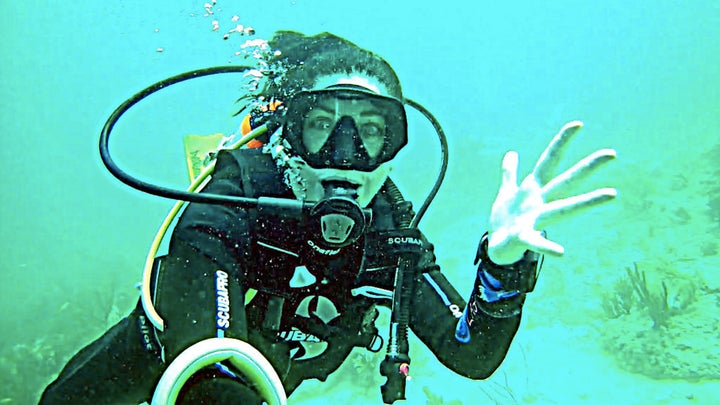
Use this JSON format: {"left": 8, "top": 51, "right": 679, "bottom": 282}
{"left": 387, "top": 236, "right": 423, "bottom": 246}
{"left": 281, "top": 295, "right": 341, "bottom": 360}
{"left": 215, "top": 270, "right": 230, "bottom": 330}
{"left": 279, "top": 328, "right": 322, "bottom": 343}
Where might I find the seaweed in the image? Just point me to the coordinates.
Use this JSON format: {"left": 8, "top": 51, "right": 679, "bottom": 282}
{"left": 422, "top": 386, "right": 463, "bottom": 405}
{"left": 602, "top": 261, "right": 698, "bottom": 329}
{"left": 0, "top": 337, "right": 64, "bottom": 404}
{"left": 478, "top": 371, "right": 520, "bottom": 405}
{"left": 703, "top": 142, "right": 720, "bottom": 228}
{"left": 0, "top": 280, "right": 136, "bottom": 403}
{"left": 601, "top": 274, "right": 636, "bottom": 318}
{"left": 624, "top": 262, "right": 697, "bottom": 329}
{"left": 602, "top": 272, "right": 718, "bottom": 380}
{"left": 626, "top": 263, "right": 671, "bottom": 329}
{"left": 477, "top": 345, "right": 539, "bottom": 405}
{"left": 345, "top": 348, "right": 381, "bottom": 388}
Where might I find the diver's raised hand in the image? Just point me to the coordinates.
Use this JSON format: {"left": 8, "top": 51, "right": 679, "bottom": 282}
{"left": 487, "top": 121, "right": 617, "bottom": 265}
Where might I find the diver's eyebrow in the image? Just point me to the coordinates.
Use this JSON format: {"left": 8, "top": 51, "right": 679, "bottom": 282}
{"left": 310, "top": 104, "right": 335, "bottom": 114}
{"left": 358, "top": 110, "right": 383, "bottom": 117}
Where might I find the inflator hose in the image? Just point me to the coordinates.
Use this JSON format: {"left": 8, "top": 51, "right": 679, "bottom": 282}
{"left": 99, "top": 67, "right": 448, "bottom": 212}
{"left": 99, "top": 66, "right": 266, "bottom": 206}
{"left": 403, "top": 98, "right": 448, "bottom": 228}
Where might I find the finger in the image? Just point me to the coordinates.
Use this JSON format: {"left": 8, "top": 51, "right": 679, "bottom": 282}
{"left": 519, "top": 230, "right": 565, "bottom": 257}
{"left": 541, "top": 148, "right": 617, "bottom": 198}
{"left": 534, "top": 120, "right": 584, "bottom": 184}
{"left": 501, "top": 151, "right": 519, "bottom": 189}
{"left": 536, "top": 187, "right": 618, "bottom": 228}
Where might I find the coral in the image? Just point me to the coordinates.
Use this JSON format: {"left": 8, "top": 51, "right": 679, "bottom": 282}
{"left": 703, "top": 142, "right": 720, "bottom": 228}
{"left": 0, "top": 280, "right": 137, "bottom": 403}
{"left": 0, "top": 337, "right": 64, "bottom": 404}
{"left": 347, "top": 349, "right": 378, "bottom": 378}
{"left": 603, "top": 262, "right": 697, "bottom": 329}
{"left": 600, "top": 260, "right": 719, "bottom": 380}
{"left": 337, "top": 348, "right": 383, "bottom": 392}
{"left": 601, "top": 291, "right": 720, "bottom": 380}
{"left": 601, "top": 274, "right": 635, "bottom": 318}
{"left": 626, "top": 262, "right": 671, "bottom": 329}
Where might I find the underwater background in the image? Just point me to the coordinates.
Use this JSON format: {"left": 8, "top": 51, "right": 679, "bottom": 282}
{"left": 1, "top": 0, "right": 719, "bottom": 403}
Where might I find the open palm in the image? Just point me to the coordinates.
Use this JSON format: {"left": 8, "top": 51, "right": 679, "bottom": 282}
{"left": 487, "top": 121, "right": 617, "bottom": 265}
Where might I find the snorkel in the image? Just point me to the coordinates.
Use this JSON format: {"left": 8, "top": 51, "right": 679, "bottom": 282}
{"left": 99, "top": 65, "right": 448, "bottom": 404}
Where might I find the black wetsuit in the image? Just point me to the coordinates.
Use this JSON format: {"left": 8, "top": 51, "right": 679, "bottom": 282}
{"left": 41, "top": 148, "right": 538, "bottom": 404}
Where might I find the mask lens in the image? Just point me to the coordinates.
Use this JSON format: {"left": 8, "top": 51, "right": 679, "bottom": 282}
{"left": 302, "top": 108, "right": 336, "bottom": 153}
{"left": 354, "top": 112, "right": 386, "bottom": 158}
{"left": 283, "top": 89, "right": 407, "bottom": 170}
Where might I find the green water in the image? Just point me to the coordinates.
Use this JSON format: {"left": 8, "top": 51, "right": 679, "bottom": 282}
{"left": 1, "top": 1, "right": 719, "bottom": 403}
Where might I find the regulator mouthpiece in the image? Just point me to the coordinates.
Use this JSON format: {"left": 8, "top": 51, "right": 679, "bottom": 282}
{"left": 307, "top": 181, "right": 370, "bottom": 248}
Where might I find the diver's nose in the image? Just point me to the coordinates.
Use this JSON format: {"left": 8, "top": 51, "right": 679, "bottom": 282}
{"left": 328, "top": 116, "right": 358, "bottom": 167}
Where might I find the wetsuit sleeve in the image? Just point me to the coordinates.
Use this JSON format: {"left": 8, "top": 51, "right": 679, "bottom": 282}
{"left": 409, "top": 233, "right": 540, "bottom": 379}
{"left": 154, "top": 150, "right": 253, "bottom": 362}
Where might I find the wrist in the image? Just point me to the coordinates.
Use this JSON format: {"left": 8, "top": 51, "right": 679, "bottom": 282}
{"left": 469, "top": 269, "right": 526, "bottom": 319}
{"left": 473, "top": 234, "right": 541, "bottom": 316}
{"left": 455, "top": 234, "right": 543, "bottom": 342}
{"left": 475, "top": 233, "right": 541, "bottom": 293}
{"left": 487, "top": 232, "right": 525, "bottom": 265}
{"left": 455, "top": 270, "right": 526, "bottom": 343}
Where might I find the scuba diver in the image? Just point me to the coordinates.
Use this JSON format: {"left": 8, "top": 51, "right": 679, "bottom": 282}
{"left": 40, "top": 31, "right": 617, "bottom": 404}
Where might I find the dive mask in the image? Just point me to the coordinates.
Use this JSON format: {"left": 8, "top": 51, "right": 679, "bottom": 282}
{"left": 282, "top": 86, "right": 407, "bottom": 171}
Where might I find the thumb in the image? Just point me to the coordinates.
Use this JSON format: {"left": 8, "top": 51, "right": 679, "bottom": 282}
{"left": 500, "top": 151, "right": 519, "bottom": 190}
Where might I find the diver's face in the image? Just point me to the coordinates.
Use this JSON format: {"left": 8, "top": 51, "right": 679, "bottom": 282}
{"left": 301, "top": 97, "right": 387, "bottom": 158}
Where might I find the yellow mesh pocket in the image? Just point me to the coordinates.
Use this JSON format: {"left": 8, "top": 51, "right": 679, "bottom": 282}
{"left": 182, "top": 133, "right": 225, "bottom": 183}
